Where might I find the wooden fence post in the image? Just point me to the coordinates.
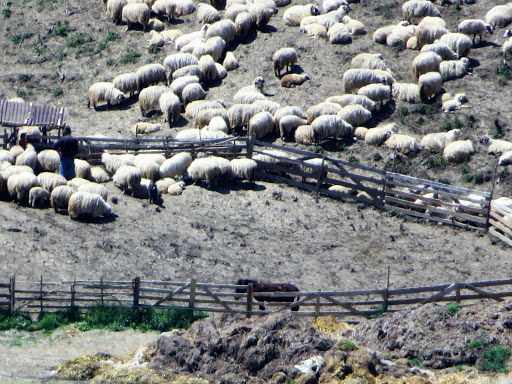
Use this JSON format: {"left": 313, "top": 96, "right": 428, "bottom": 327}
{"left": 3, "top": 130, "right": 7, "bottom": 150}
{"left": 132, "top": 277, "right": 141, "bottom": 308}
{"left": 246, "top": 283, "right": 253, "bottom": 319}
{"left": 100, "top": 277, "right": 104, "bottom": 306}
{"left": 315, "top": 292, "right": 321, "bottom": 318}
{"left": 456, "top": 285, "right": 461, "bottom": 303}
{"left": 247, "top": 133, "right": 256, "bottom": 159}
{"left": 485, "top": 160, "right": 499, "bottom": 232}
{"left": 315, "top": 156, "right": 326, "bottom": 193}
{"left": 71, "top": 279, "right": 76, "bottom": 308}
{"left": 9, "top": 276, "right": 15, "bottom": 316}
{"left": 40, "top": 276, "right": 44, "bottom": 316}
{"left": 383, "top": 265, "right": 390, "bottom": 312}
{"left": 188, "top": 279, "right": 197, "bottom": 311}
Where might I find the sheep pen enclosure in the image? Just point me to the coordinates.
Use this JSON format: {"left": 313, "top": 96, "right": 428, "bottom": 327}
{"left": 2, "top": 0, "right": 512, "bottom": 299}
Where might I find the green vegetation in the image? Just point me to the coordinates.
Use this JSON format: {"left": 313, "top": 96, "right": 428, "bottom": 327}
{"left": 373, "top": 153, "right": 383, "bottom": 162}
{"left": 56, "top": 49, "right": 67, "bottom": 61}
{"left": 2, "top": 7, "right": 11, "bottom": 18}
{"left": 339, "top": 339, "right": 359, "bottom": 351}
{"left": 121, "top": 51, "right": 142, "bottom": 65}
{"left": 493, "top": 121, "right": 504, "bottom": 139}
{"left": 285, "top": 377, "right": 295, "bottom": 384}
{"left": 425, "top": 155, "right": 446, "bottom": 170}
{"left": 451, "top": 3, "right": 461, "bottom": 13}
{"left": 397, "top": 107, "right": 408, "bottom": 123}
{"left": 437, "top": 178, "right": 451, "bottom": 185}
{"left": 53, "top": 21, "right": 69, "bottom": 37}
{"left": 11, "top": 33, "right": 22, "bottom": 44}
{"left": 468, "top": 337, "right": 487, "bottom": 349}
{"left": 348, "top": 155, "right": 359, "bottom": 164}
{"left": 67, "top": 33, "right": 93, "bottom": 48}
{"left": 441, "top": 116, "right": 462, "bottom": 132}
{"left": 15, "top": 89, "right": 26, "bottom": 98}
{"left": 369, "top": 306, "right": 388, "bottom": 319}
{"left": 445, "top": 302, "right": 461, "bottom": 316}
{"left": 461, "top": 162, "right": 485, "bottom": 184}
{"left": 478, "top": 345, "right": 512, "bottom": 373}
{"left": 496, "top": 64, "right": 512, "bottom": 82}
{"left": 315, "top": 146, "right": 324, "bottom": 154}
{"left": 98, "top": 31, "right": 120, "bottom": 51}
{"left": 408, "top": 358, "right": 424, "bottom": 367}
{"left": 416, "top": 103, "right": 432, "bottom": 116}
{"left": 336, "top": 141, "right": 346, "bottom": 151}
{"left": 466, "top": 114, "right": 476, "bottom": 128}
{"left": 52, "top": 86, "right": 63, "bottom": 97}
{"left": 416, "top": 116, "right": 425, "bottom": 125}
{"left": 148, "top": 45, "right": 162, "bottom": 55}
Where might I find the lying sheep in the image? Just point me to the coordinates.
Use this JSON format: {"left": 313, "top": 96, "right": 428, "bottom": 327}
{"left": 197, "top": 3, "right": 221, "bottom": 23}
{"left": 384, "top": 134, "right": 419, "bottom": 153}
{"left": 439, "top": 58, "right": 471, "bottom": 81}
{"left": 342, "top": 69, "right": 388, "bottom": 94}
{"left": 485, "top": 4, "right": 512, "bottom": 29}
{"left": 51, "top": 185, "right": 75, "bottom": 213}
{"left": 283, "top": 4, "right": 320, "bottom": 26}
{"left": 350, "top": 53, "right": 389, "bottom": 72}
{"left": 7, "top": 172, "right": 39, "bottom": 204}
{"left": 187, "top": 156, "right": 231, "bottom": 188}
{"left": 28, "top": 187, "right": 50, "bottom": 208}
{"left": 279, "top": 115, "right": 308, "bottom": 140}
{"left": 412, "top": 52, "right": 442, "bottom": 80}
{"left": 326, "top": 94, "right": 380, "bottom": 113}
{"left": 441, "top": 92, "right": 467, "bottom": 105}
{"left": 280, "top": 74, "right": 310, "bottom": 88}
{"left": 160, "top": 152, "right": 193, "bottom": 178}
{"left": 482, "top": 137, "right": 512, "bottom": 154}
{"left": 386, "top": 24, "right": 416, "bottom": 47}
{"left": 230, "top": 158, "right": 258, "bottom": 183}
{"left": 311, "top": 115, "right": 353, "bottom": 144}
{"left": 295, "top": 125, "right": 314, "bottom": 145}
{"left": 354, "top": 127, "right": 368, "bottom": 140}
{"left": 499, "top": 151, "right": 512, "bottom": 166}
{"left": 139, "top": 85, "right": 170, "bottom": 117}
{"left": 322, "top": 0, "right": 348, "bottom": 13}
{"left": 373, "top": 25, "right": 395, "bottom": 45}
{"left": 439, "top": 33, "right": 472, "bottom": 59}
{"left": 420, "top": 42, "right": 458, "bottom": 61}
{"left": 392, "top": 83, "right": 420, "bottom": 104}
{"left": 328, "top": 23, "right": 352, "bottom": 44}
{"left": 420, "top": 129, "right": 462, "bottom": 152}
{"left": 503, "top": 29, "right": 512, "bottom": 65}
{"left": 148, "top": 31, "right": 165, "bottom": 47}
{"left": 458, "top": 19, "right": 493, "bottom": 45}
{"left": 113, "top": 165, "right": 142, "bottom": 195}
{"left": 442, "top": 94, "right": 470, "bottom": 112}
{"left": 248, "top": 111, "right": 275, "bottom": 139}
{"left": 418, "top": 71, "right": 443, "bottom": 102}
{"left": 443, "top": 139, "right": 475, "bottom": 162}
{"left": 148, "top": 18, "right": 164, "bottom": 31}
{"left": 272, "top": 48, "right": 298, "bottom": 77}
{"left": 337, "top": 105, "right": 372, "bottom": 127}
{"left": 402, "top": 0, "right": 441, "bottom": 23}
{"left": 299, "top": 23, "right": 328, "bottom": 39}
{"left": 68, "top": 191, "right": 111, "bottom": 219}
{"left": 342, "top": 15, "right": 365, "bottom": 35}
{"left": 87, "top": 82, "right": 126, "bottom": 111}
{"left": 132, "top": 122, "right": 162, "bottom": 135}
{"left": 122, "top": 3, "right": 150, "bottom": 31}
{"left": 365, "top": 123, "right": 399, "bottom": 146}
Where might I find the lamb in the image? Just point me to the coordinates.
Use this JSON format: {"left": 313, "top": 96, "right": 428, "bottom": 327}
{"left": 354, "top": 127, "right": 368, "bottom": 140}
{"left": 156, "top": 177, "right": 177, "bottom": 194}
{"left": 28, "top": 187, "right": 50, "bottom": 208}
{"left": 101, "top": 153, "right": 135, "bottom": 175}
{"left": 272, "top": 48, "right": 298, "bottom": 77}
{"left": 337, "top": 105, "right": 372, "bottom": 127}
{"left": 420, "top": 129, "right": 462, "bottom": 152}
{"left": 485, "top": 4, "right": 512, "bottom": 29}
{"left": 205, "top": 19, "right": 237, "bottom": 44}
{"left": 225, "top": 4, "right": 248, "bottom": 21}
{"left": 279, "top": 115, "right": 308, "bottom": 140}
{"left": 300, "top": 23, "right": 328, "bottom": 39}
{"left": 311, "top": 115, "right": 353, "bottom": 144}
{"left": 91, "top": 167, "right": 111, "bottom": 183}
{"left": 15, "top": 145, "right": 37, "bottom": 170}
{"left": 439, "top": 33, "right": 472, "bottom": 59}
{"left": 163, "top": 53, "right": 199, "bottom": 78}
{"left": 228, "top": 104, "right": 264, "bottom": 128}
{"left": 87, "top": 82, "right": 126, "bottom": 110}
{"left": 280, "top": 74, "right": 310, "bottom": 88}
{"left": 373, "top": 25, "right": 395, "bottom": 44}
{"left": 50, "top": 185, "right": 75, "bottom": 213}
{"left": 170, "top": 75, "right": 200, "bottom": 100}
{"left": 7, "top": 172, "right": 39, "bottom": 204}
{"left": 195, "top": 108, "right": 229, "bottom": 128}
{"left": 223, "top": 52, "right": 239, "bottom": 71}
{"left": 283, "top": 4, "right": 320, "bottom": 26}
{"left": 68, "top": 192, "right": 111, "bottom": 219}
{"left": 139, "top": 85, "right": 169, "bottom": 116}
{"left": 307, "top": 102, "right": 342, "bottom": 124}
{"left": 412, "top": 52, "right": 442, "bottom": 80}
{"left": 406, "top": 36, "right": 418, "bottom": 50}
{"left": 386, "top": 24, "right": 416, "bottom": 47}
{"left": 248, "top": 111, "right": 275, "bottom": 139}
{"left": 132, "top": 122, "right": 162, "bottom": 135}
{"left": 392, "top": 83, "right": 420, "bottom": 104}
{"left": 74, "top": 159, "right": 92, "bottom": 180}
{"left": 230, "top": 158, "right": 258, "bottom": 182}
{"left": 418, "top": 71, "right": 443, "bottom": 101}
{"left": 205, "top": 36, "right": 226, "bottom": 62}
{"left": 342, "top": 15, "right": 365, "bottom": 35}
{"left": 147, "top": 30, "right": 165, "bottom": 47}
{"left": 160, "top": 152, "right": 193, "bottom": 178}
{"left": 443, "top": 139, "right": 475, "bottom": 162}
{"left": 357, "top": 83, "right": 391, "bottom": 105}
{"left": 384, "top": 134, "right": 419, "bottom": 153}
{"left": 151, "top": 0, "right": 176, "bottom": 22}
{"left": 342, "top": 69, "right": 388, "bottom": 94}
{"left": 274, "top": 106, "right": 307, "bottom": 124}
{"left": 402, "top": 0, "right": 441, "bottom": 23}
{"left": 206, "top": 116, "right": 229, "bottom": 133}
{"left": 113, "top": 165, "right": 142, "bottom": 194}
{"left": 328, "top": 23, "right": 352, "bottom": 44}
{"left": 503, "top": 29, "right": 512, "bottom": 65}
{"left": 197, "top": 3, "right": 221, "bottom": 23}
{"left": 326, "top": 94, "right": 380, "bottom": 113}
{"left": 235, "top": 12, "right": 254, "bottom": 40}
{"left": 161, "top": 29, "right": 184, "bottom": 43}
{"left": 107, "top": 0, "right": 128, "bottom": 24}
{"left": 364, "top": 124, "right": 399, "bottom": 146}
{"left": 458, "top": 19, "right": 493, "bottom": 45}
{"left": 420, "top": 42, "right": 458, "bottom": 61}
{"left": 350, "top": 53, "right": 389, "bottom": 72}
{"left": 37, "top": 149, "right": 60, "bottom": 172}
{"left": 198, "top": 55, "right": 218, "bottom": 83}
{"left": 439, "top": 58, "right": 470, "bottom": 81}
{"left": 187, "top": 156, "right": 231, "bottom": 188}
{"left": 295, "top": 125, "right": 314, "bottom": 145}
{"left": 182, "top": 83, "right": 206, "bottom": 106}
{"left": 136, "top": 63, "right": 166, "bottom": 92}
{"left": 248, "top": 1, "right": 276, "bottom": 28}
{"left": 78, "top": 183, "right": 108, "bottom": 201}
{"left": 415, "top": 16, "right": 448, "bottom": 49}
{"left": 122, "top": 3, "right": 150, "bottom": 30}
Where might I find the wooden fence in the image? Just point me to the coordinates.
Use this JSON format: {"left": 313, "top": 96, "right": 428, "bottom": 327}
{"left": 2, "top": 277, "right": 512, "bottom": 321}
{"left": 0, "top": 100, "right": 66, "bottom": 128}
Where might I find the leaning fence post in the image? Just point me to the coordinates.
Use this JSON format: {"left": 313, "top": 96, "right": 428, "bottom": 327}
{"left": 485, "top": 159, "right": 499, "bottom": 232}
{"left": 188, "top": 278, "right": 197, "bottom": 311}
{"left": 9, "top": 276, "right": 15, "bottom": 315}
{"left": 100, "top": 277, "right": 104, "bottom": 306}
{"left": 246, "top": 283, "right": 253, "bottom": 319}
{"left": 71, "top": 279, "right": 76, "bottom": 309}
{"left": 383, "top": 265, "right": 390, "bottom": 312}
{"left": 132, "top": 277, "right": 141, "bottom": 308}
{"left": 247, "top": 133, "right": 256, "bottom": 159}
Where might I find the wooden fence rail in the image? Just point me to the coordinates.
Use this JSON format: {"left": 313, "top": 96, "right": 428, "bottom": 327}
{"left": 3, "top": 277, "right": 512, "bottom": 320}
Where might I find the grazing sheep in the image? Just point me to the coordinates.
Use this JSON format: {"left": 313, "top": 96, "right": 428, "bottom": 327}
{"left": 78, "top": 183, "right": 108, "bottom": 201}
{"left": 185, "top": 100, "right": 226, "bottom": 120}
{"left": 357, "top": 83, "right": 391, "bottom": 104}
{"left": 365, "top": 124, "right": 399, "bottom": 146}
{"left": 163, "top": 53, "right": 199, "bottom": 79}
{"left": 170, "top": 75, "right": 200, "bottom": 100}
{"left": 342, "top": 15, "right": 365, "bottom": 35}
{"left": 113, "top": 165, "right": 142, "bottom": 194}
{"left": 133, "top": 157, "right": 160, "bottom": 180}
{"left": 415, "top": 17, "right": 448, "bottom": 49}
{"left": 280, "top": 74, "right": 310, "bottom": 88}
{"left": 234, "top": 91, "right": 266, "bottom": 104}
{"left": 50, "top": 185, "right": 75, "bottom": 213}
{"left": 485, "top": 4, "right": 512, "bottom": 29}
{"left": 37, "top": 172, "right": 67, "bottom": 193}
{"left": 392, "top": 83, "right": 420, "bottom": 104}
{"left": 187, "top": 156, "right": 231, "bottom": 188}
{"left": 225, "top": 4, "right": 248, "bottom": 21}
{"left": 180, "top": 38, "right": 206, "bottom": 58}
{"left": 248, "top": 111, "right": 275, "bottom": 139}
{"left": 0, "top": 150, "right": 14, "bottom": 165}
{"left": 418, "top": 71, "right": 443, "bottom": 101}
{"left": 443, "top": 139, "right": 475, "bottom": 162}
{"left": 15, "top": 145, "right": 37, "bottom": 170}
{"left": 249, "top": 1, "right": 276, "bottom": 28}
{"left": 136, "top": 63, "right": 166, "bottom": 92}
{"left": 91, "top": 167, "right": 111, "bottom": 183}
{"left": 272, "top": 48, "right": 298, "bottom": 77}
{"left": 136, "top": 153, "right": 166, "bottom": 166}
{"left": 328, "top": 23, "right": 352, "bottom": 44}
{"left": 195, "top": 108, "right": 229, "bottom": 128}
{"left": 28, "top": 187, "right": 50, "bottom": 208}
{"left": 420, "top": 129, "right": 462, "bottom": 152}
{"left": 439, "top": 58, "right": 471, "bottom": 81}
{"left": 337, "top": 105, "right": 372, "bottom": 127}
{"left": 420, "top": 42, "right": 458, "bottom": 60}
{"left": 113, "top": 73, "right": 138, "bottom": 97}
{"left": 182, "top": 83, "right": 206, "bottom": 106}
{"left": 159, "top": 152, "right": 193, "bottom": 178}
{"left": 148, "top": 18, "right": 164, "bottom": 31}
{"left": 152, "top": 0, "right": 176, "bottom": 22}
{"left": 37, "top": 149, "right": 60, "bottom": 173}
{"left": 223, "top": 52, "right": 239, "bottom": 71}
{"left": 215, "top": 63, "right": 228, "bottom": 79}
{"left": 279, "top": 115, "right": 307, "bottom": 140}
{"left": 295, "top": 125, "right": 314, "bottom": 145}
{"left": 174, "top": 0, "right": 196, "bottom": 16}
{"left": 439, "top": 33, "right": 472, "bottom": 59}
{"left": 350, "top": 53, "right": 389, "bottom": 72}
{"left": 228, "top": 104, "right": 264, "bottom": 128}
{"left": 122, "top": 3, "right": 150, "bottom": 30}
{"left": 147, "top": 30, "right": 164, "bottom": 47}
{"left": 412, "top": 52, "right": 442, "bottom": 80}
{"left": 384, "top": 134, "right": 419, "bottom": 153}
{"left": 342, "top": 69, "right": 388, "bottom": 94}
{"left": 87, "top": 82, "right": 126, "bottom": 110}
{"left": 230, "top": 158, "right": 258, "bottom": 182}
{"left": 175, "top": 128, "right": 228, "bottom": 141}
{"left": 386, "top": 24, "right": 416, "bottom": 47}
{"left": 311, "top": 115, "right": 353, "bottom": 144}
{"left": 68, "top": 191, "right": 111, "bottom": 219}
{"left": 326, "top": 94, "right": 380, "bottom": 113}
{"left": 483, "top": 137, "right": 512, "bottom": 154}
{"left": 205, "top": 36, "right": 226, "bottom": 62}
{"left": 235, "top": 12, "right": 254, "bottom": 40}
{"left": 307, "top": 102, "right": 342, "bottom": 124}
{"left": 283, "top": 4, "right": 320, "bottom": 26}
{"left": 101, "top": 153, "right": 135, "bottom": 175}
{"left": 206, "top": 19, "right": 237, "bottom": 43}
{"left": 2, "top": 165, "right": 34, "bottom": 183}
{"left": 354, "top": 126, "right": 368, "bottom": 140}
{"left": 107, "top": 0, "right": 128, "bottom": 23}
{"left": 253, "top": 100, "right": 281, "bottom": 115}
{"left": 274, "top": 106, "right": 307, "bottom": 124}
{"left": 197, "top": 3, "right": 221, "bottom": 23}
{"left": 74, "top": 159, "right": 92, "bottom": 180}
{"left": 7, "top": 172, "right": 39, "bottom": 204}
{"left": 172, "top": 65, "right": 203, "bottom": 81}
{"left": 458, "top": 19, "right": 493, "bottom": 45}
{"left": 67, "top": 178, "right": 91, "bottom": 190}
{"left": 206, "top": 116, "right": 229, "bottom": 133}
{"left": 402, "top": 0, "right": 441, "bottom": 23}
{"left": 198, "top": 55, "right": 218, "bottom": 83}
{"left": 132, "top": 122, "right": 162, "bottom": 135}
{"left": 139, "top": 85, "right": 169, "bottom": 116}
{"left": 503, "top": 30, "right": 512, "bottom": 65}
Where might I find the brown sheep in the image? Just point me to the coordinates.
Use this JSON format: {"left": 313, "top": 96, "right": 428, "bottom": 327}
{"left": 280, "top": 73, "right": 310, "bottom": 88}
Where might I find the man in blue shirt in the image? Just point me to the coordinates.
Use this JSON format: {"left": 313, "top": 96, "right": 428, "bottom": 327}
{"left": 53, "top": 126, "right": 79, "bottom": 180}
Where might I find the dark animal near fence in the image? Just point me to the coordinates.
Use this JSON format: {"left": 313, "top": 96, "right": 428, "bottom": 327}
{"left": 235, "top": 279, "right": 300, "bottom": 311}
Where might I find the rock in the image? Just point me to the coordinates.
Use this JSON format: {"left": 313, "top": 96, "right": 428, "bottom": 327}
{"left": 295, "top": 373, "right": 318, "bottom": 384}
{"left": 268, "top": 371, "right": 287, "bottom": 384}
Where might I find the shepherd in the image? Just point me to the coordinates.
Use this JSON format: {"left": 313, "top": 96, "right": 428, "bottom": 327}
{"left": 53, "top": 125, "right": 79, "bottom": 180}
{"left": 235, "top": 279, "right": 300, "bottom": 311}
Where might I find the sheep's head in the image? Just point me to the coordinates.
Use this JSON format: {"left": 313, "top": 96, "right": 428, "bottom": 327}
{"left": 485, "top": 24, "right": 494, "bottom": 35}
{"left": 114, "top": 93, "right": 126, "bottom": 105}
{"left": 460, "top": 57, "right": 470, "bottom": 68}
{"left": 302, "top": 74, "right": 311, "bottom": 81}
{"left": 380, "top": 76, "right": 388, "bottom": 86}
{"left": 310, "top": 5, "right": 320, "bottom": 16}
{"left": 253, "top": 76, "right": 265, "bottom": 91}
{"left": 454, "top": 93, "right": 468, "bottom": 103}
{"left": 450, "top": 129, "right": 463, "bottom": 139}
{"left": 479, "top": 135, "right": 491, "bottom": 144}
{"left": 503, "top": 29, "right": 512, "bottom": 39}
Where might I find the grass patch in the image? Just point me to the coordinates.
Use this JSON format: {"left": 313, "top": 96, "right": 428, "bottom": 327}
{"left": 56, "top": 50, "right": 67, "bottom": 61}
{"left": 441, "top": 116, "right": 462, "bottom": 132}
{"left": 11, "top": 33, "right": 22, "bottom": 44}
{"left": 468, "top": 337, "right": 486, "bottom": 349}
{"left": 496, "top": 64, "right": 512, "bottom": 82}
{"left": 375, "top": 0, "right": 398, "bottom": 19}
{"left": 98, "top": 31, "right": 120, "bottom": 50}
{"left": 148, "top": 45, "right": 162, "bottom": 55}
{"left": 466, "top": 114, "right": 476, "bottom": 128}
{"left": 348, "top": 155, "right": 359, "bottom": 164}
{"left": 416, "top": 103, "right": 432, "bottom": 116}
{"left": 15, "top": 89, "right": 26, "bottom": 99}
{"left": 52, "top": 86, "right": 63, "bottom": 97}
{"left": 493, "top": 122, "right": 504, "bottom": 139}
{"left": 478, "top": 345, "right": 512, "bottom": 373}
{"left": 53, "top": 21, "right": 69, "bottom": 37}
{"left": 373, "top": 153, "right": 382, "bottom": 161}
{"left": 437, "top": 178, "right": 451, "bottom": 185}
{"left": 369, "top": 306, "right": 388, "bottom": 319}
{"left": 67, "top": 32, "right": 93, "bottom": 48}
{"left": 2, "top": 7, "right": 11, "bottom": 18}
{"left": 121, "top": 51, "right": 142, "bottom": 65}
{"left": 408, "top": 358, "right": 424, "bottom": 367}
{"left": 445, "top": 302, "right": 461, "bottom": 316}
{"left": 425, "top": 155, "right": 446, "bottom": 170}
{"left": 397, "top": 106, "right": 408, "bottom": 123}
{"left": 339, "top": 339, "right": 359, "bottom": 351}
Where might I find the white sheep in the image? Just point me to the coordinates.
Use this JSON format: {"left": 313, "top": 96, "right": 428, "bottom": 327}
{"left": 295, "top": 125, "right": 314, "bottom": 145}
{"left": 163, "top": 53, "right": 199, "bottom": 79}
{"left": 187, "top": 156, "right": 231, "bottom": 188}
{"left": 311, "top": 115, "right": 353, "bottom": 144}
{"left": 249, "top": 1, "right": 276, "bottom": 28}
{"left": 342, "top": 69, "right": 388, "bottom": 94}
{"left": 325, "top": 94, "right": 380, "bottom": 113}
{"left": 223, "top": 52, "right": 239, "bottom": 71}
{"left": 67, "top": 178, "right": 91, "bottom": 190}
{"left": 107, "top": 0, "right": 128, "bottom": 23}
{"left": 441, "top": 92, "right": 467, "bottom": 105}
{"left": 225, "top": 4, "right": 248, "bottom": 21}
{"left": 499, "top": 151, "right": 512, "bottom": 166}
{"left": 365, "top": 123, "right": 399, "bottom": 146}
{"left": 91, "top": 167, "right": 111, "bottom": 183}
{"left": 185, "top": 100, "right": 226, "bottom": 120}
{"left": 484, "top": 137, "right": 512, "bottom": 154}
{"left": 439, "top": 58, "right": 470, "bottom": 81}
{"left": 283, "top": 4, "right": 320, "bottom": 26}
{"left": 357, "top": 83, "right": 391, "bottom": 105}
{"left": 386, "top": 24, "right": 416, "bottom": 47}
{"left": 307, "top": 102, "right": 342, "bottom": 124}
{"left": 175, "top": 128, "right": 228, "bottom": 141}
{"left": 274, "top": 106, "right": 307, "bottom": 124}
{"left": 152, "top": 0, "right": 176, "bottom": 22}
{"left": 113, "top": 165, "right": 142, "bottom": 194}
{"left": 373, "top": 25, "right": 395, "bottom": 44}
{"left": 74, "top": 159, "right": 92, "bottom": 180}
{"left": 195, "top": 108, "right": 229, "bottom": 128}
{"left": 215, "top": 63, "right": 228, "bottom": 79}
{"left": 458, "top": 19, "right": 493, "bottom": 45}
{"left": 420, "top": 42, "right": 458, "bottom": 61}
{"left": 87, "top": 82, "right": 126, "bottom": 110}
{"left": 272, "top": 48, "right": 298, "bottom": 77}
{"left": 15, "top": 145, "right": 37, "bottom": 170}
{"left": 0, "top": 150, "right": 14, "bottom": 165}
{"left": 170, "top": 75, "right": 200, "bottom": 100}
{"left": 205, "top": 36, "right": 226, "bottom": 62}
{"left": 228, "top": 104, "right": 264, "bottom": 128}
{"left": 156, "top": 177, "right": 176, "bottom": 194}
{"left": 503, "top": 29, "right": 512, "bottom": 64}
{"left": 279, "top": 115, "right": 307, "bottom": 140}
{"left": 136, "top": 63, "right": 166, "bottom": 92}
{"left": 206, "top": 116, "right": 229, "bottom": 133}
{"left": 206, "top": 19, "right": 237, "bottom": 43}
{"left": 439, "top": 33, "right": 472, "bottom": 59}
{"left": 28, "top": 186, "right": 50, "bottom": 208}
{"left": 230, "top": 158, "right": 258, "bottom": 182}
{"left": 402, "top": 0, "right": 441, "bottom": 23}
{"left": 235, "top": 12, "right": 254, "bottom": 40}
{"left": 300, "top": 23, "right": 328, "bottom": 39}
{"left": 113, "top": 72, "right": 138, "bottom": 97}
{"left": 418, "top": 71, "right": 443, "bottom": 102}
{"left": 342, "top": 15, "right": 365, "bottom": 35}
{"left": 50, "top": 185, "right": 75, "bottom": 213}
{"left": 148, "top": 30, "right": 165, "bottom": 47}
{"left": 234, "top": 90, "right": 266, "bottom": 104}
{"left": 485, "top": 4, "right": 512, "bottom": 29}
{"left": 78, "top": 183, "right": 109, "bottom": 201}
{"left": 350, "top": 53, "right": 389, "bottom": 72}
{"left": 7, "top": 172, "right": 39, "bottom": 204}
{"left": 159, "top": 152, "right": 193, "bottom": 178}
{"left": 253, "top": 100, "right": 281, "bottom": 115}
{"left": 182, "top": 83, "right": 206, "bottom": 106}
{"left": 2, "top": 165, "right": 34, "bottom": 183}
{"left": 328, "top": 23, "right": 352, "bottom": 44}
{"left": 175, "top": 27, "right": 208, "bottom": 51}
{"left": 133, "top": 158, "right": 160, "bottom": 180}
{"left": 148, "top": 18, "right": 164, "bottom": 31}
{"left": 354, "top": 127, "right": 368, "bottom": 140}
{"left": 101, "top": 153, "right": 135, "bottom": 175}
{"left": 248, "top": 111, "right": 275, "bottom": 139}
{"left": 412, "top": 52, "right": 442, "bottom": 80}
{"left": 132, "top": 122, "right": 162, "bottom": 135}
{"left": 197, "top": 3, "right": 221, "bottom": 23}
{"left": 415, "top": 16, "right": 448, "bottom": 49}
{"left": 392, "top": 83, "right": 420, "bottom": 104}
{"left": 36, "top": 149, "right": 60, "bottom": 173}
{"left": 384, "top": 134, "right": 419, "bottom": 153}
{"left": 139, "top": 85, "right": 169, "bottom": 117}
{"left": 68, "top": 191, "right": 111, "bottom": 219}
{"left": 172, "top": 65, "right": 203, "bottom": 81}
{"left": 420, "top": 129, "right": 462, "bottom": 152}
{"left": 322, "top": 0, "right": 347, "bottom": 13}
{"left": 198, "top": 55, "right": 218, "bottom": 83}
{"left": 406, "top": 36, "right": 418, "bottom": 50}
{"left": 122, "top": 3, "right": 150, "bottom": 30}
{"left": 443, "top": 139, "right": 475, "bottom": 162}
{"left": 337, "top": 104, "right": 372, "bottom": 127}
